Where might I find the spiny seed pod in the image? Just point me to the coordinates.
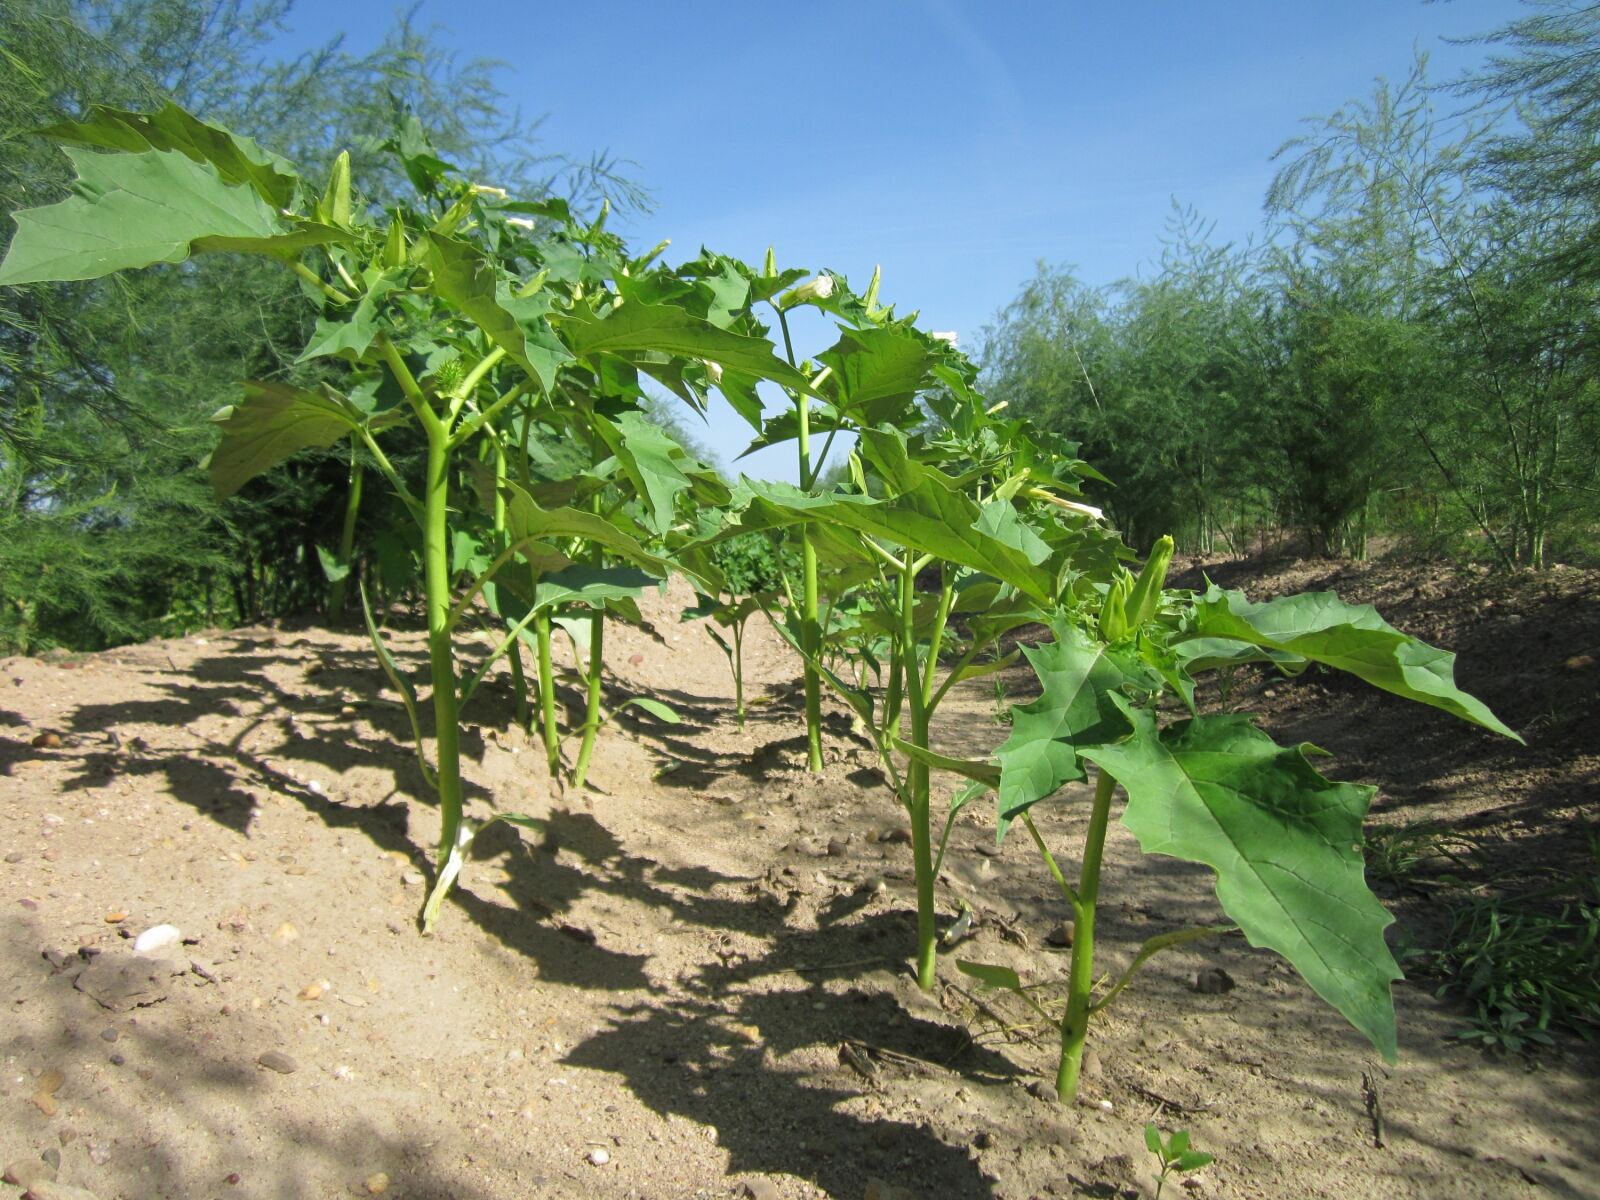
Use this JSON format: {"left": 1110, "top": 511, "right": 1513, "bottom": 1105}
{"left": 433, "top": 358, "right": 466, "bottom": 395}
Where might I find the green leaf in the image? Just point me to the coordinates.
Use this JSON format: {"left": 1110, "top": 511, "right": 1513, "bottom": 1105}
{"left": 1174, "top": 1151, "right": 1214, "bottom": 1172}
{"left": 1144, "top": 1125, "right": 1164, "bottom": 1156}
{"left": 617, "top": 697, "right": 682, "bottom": 724}
{"left": 315, "top": 545, "right": 351, "bottom": 583}
{"left": 422, "top": 233, "right": 570, "bottom": 391}
{"left": 296, "top": 268, "right": 408, "bottom": 363}
{"left": 891, "top": 737, "right": 1001, "bottom": 789}
{"left": 592, "top": 411, "right": 695, "bottom": 536}
{"left": 726, "top": 477, "right": 1057, "bottom": 602}
{"left": 1081, "top": 706, "right": 1401, "bottom": 1062}
{"left": 43, "top": 101, "right": 301, "bottom": 207}
{"left": 206, "top": 382, "right": 374, "bottom": 500}
{"left": 534, "top": 565, "right": 657, "bottom": 611}
{"left": 955, "top": 960, "right": 1026, "bottom": 994}
{"left": 1187, "top": 587, "right": 1519, "bottom": 739}
{"left": 816, "top": 325, "right": 936, "bottom": 424}
{"left": 561, "top": 301, "right": 813, "bottom": 393}
{"left": 490, "top": 476, "right": 687, "bottom": 583}
{"left": 0, "top": 148, "right": 337, "bottom": 285}
{"left": 995, "top": 624, "right": 1152, "bottom": 832}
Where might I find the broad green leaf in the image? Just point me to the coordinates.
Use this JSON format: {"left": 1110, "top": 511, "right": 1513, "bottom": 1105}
{"left": 817, "top": 325, "right": 936, "bottom": 425}
{"left": 592, "top": 411, "right": 695, "bottom": 536}
{"left": 492, "top": 476, "right": 689, "bottom": 584}
{"left": 560, "top": 301, "right": 813, "bottom": 393}
{"left": 1081, "top": 706, "right": 1401, "bottom": 1062}
{"left": 422, "top": 233, "right": 570, "bottom": 391}
{"left": 534, "top": 565, "right": 657, "bottom": 611}
{"left": 44, "top": 101, "right": 301, "bottom": 207}
{"left": 995, "top": 624, "right": 1152, "bottom": 832}
{"left": 0, "top": 148, "right": 338, "bottom": 285}
{"left": 1187, "top": 587, "right": 1518, "bottom": 739}
{"left": 726, "top": 478, "right": 1057, "bottom": 602}
{"left": 206, "top": 381, "right": 371, "bottom": 500}
{"left": 296, "top": 268, "right": 408, "bottom": 363}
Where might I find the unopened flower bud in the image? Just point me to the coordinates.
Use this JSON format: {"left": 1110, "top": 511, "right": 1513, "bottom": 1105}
{"left": 704, "top": 360, "right": 723, "bottom": 385}
{"left": 504, "top": 216, "right": 536, "bottom": 231}
{"left": 781, "top": 274, "right": 835, "bottom": 308}
{"left": 931, "top": 331, "right": 959, "bottom": 346}
{"left": 472, "top": 183, "right": 508, "bottom": 199}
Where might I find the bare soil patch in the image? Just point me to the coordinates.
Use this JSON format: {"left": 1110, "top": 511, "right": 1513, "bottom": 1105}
{"left": 3, "top": 560, "right": 1596, "bottom": 1199}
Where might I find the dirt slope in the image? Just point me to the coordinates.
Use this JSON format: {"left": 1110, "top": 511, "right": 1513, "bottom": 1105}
{"left": 2, "top": 562, "right": 1596, "bottom": 1200}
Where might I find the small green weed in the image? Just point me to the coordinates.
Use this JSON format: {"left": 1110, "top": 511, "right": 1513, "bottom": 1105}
{"left": 1145, "top": 1124, "right": 1213, "bottom": 1199}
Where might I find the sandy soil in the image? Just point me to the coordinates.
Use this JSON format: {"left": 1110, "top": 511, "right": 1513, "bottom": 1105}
{"left": 2, "top": 557, "right": 1596, "bottom": 1200}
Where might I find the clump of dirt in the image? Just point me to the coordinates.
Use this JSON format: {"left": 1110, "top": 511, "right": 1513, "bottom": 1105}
{"left": 1, "top": 563, "right": 1596, "bottom": 1200}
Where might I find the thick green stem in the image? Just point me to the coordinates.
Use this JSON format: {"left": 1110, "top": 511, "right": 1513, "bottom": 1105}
{"left": 732, "top": 621, "right": 746, "bottom": 731}
{"left": 328, "top": 454, "right": 364, "bottom": 621}
{"left": 419, "top": 420, "right": 465, "bottom": 931}
{"left": 781, "top": 309, "right": 824, "bottom": 772}
{"left": 536, "top": 608, "right": 559, "bottom": 774}
{"left": 378, "top": 335, "right": 467, "bottom": 933}
{"left": 571, "top": 608, "right": 605, "bottom": 788}
{"left": 490, "top": 439, "right": 529, "bottom": 727}
{"left": 1057, "top": 768, "right": 1118, "bottom": 1099}
{"left": 895, "top": 552, "right": 937, "bottom": 990}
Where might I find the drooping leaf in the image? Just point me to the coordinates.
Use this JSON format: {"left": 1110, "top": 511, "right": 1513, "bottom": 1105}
{"left": 725, "top": 477, "right": 1057, "bottom": 602}
{"left": 995, "top": 624, "right": 1153, "bottom": 832}
{"left": 296, "top": 267, "right": 409, "bottom": 363}
{"left": 206, "top": 381, "right": 377, "bottom": 500}
{"left": 591, "top": 411, "right": 695, "bottom": 536}
{"left": 491, "top": 476, "right": 689, "bottom": 584}
{"left": 43, "top": 101, "right": 301, "bottom": 207}
{"left": 0, "top": 148, "right": 339, "bottom": 285}
{"left": 315, "top": 545, "right": 351, "bottom": 583}
{"left": 816, "top": 325, "right": 936, "bottom": 424}
{"left": 422, "top": 233, "right": 570, "bottom": 391}
{"left": 560, "top": 301, "right": 813, "bottom": 393}
{"left": 1186, "top": 587, "right": 1519, "bottom": 739}
{"left": 1081, "top": 706, "right": 1401, "bottom": 1062}
{"left": 534, "top": 565, "right": 658, "bottom": 611}
{"left": 955, "top": 960, "right": 1026, "bottom": 994}
{"left": 617, "top": 697, "right": 682, "bottom": 724}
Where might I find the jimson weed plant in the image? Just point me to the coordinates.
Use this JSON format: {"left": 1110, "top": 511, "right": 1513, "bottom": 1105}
{"left": 0, "top": 101, "right": 1520, "bottom": 1103}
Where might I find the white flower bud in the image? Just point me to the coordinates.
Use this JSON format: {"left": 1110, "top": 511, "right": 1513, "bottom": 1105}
{"left": 931, "top": 330, "right": 959, "bottom": 346}
{"left": 504, "top": 216, "right": 536, "bottom": 231}
{"left": 472, "top": 183, "right": 509, "bottom": 199}
{"left": 781, "top": 274, "right": 835, "bottom": 308}
{"left": 704, "top": 360, "right": 723, "bottom": 385}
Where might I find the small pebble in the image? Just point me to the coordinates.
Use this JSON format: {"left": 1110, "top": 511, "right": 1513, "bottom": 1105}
{"left": 99, "top": 1028, "right": 118, "bottom": 1043}
{"left": 132, "top": 924, "right": 181, "bottom": 953}
{"left": 103, "top": 911, "right": 128, "bottom": 924}
{"left": 2, "top": 1158, "right": 57, "bottom": 1189}
{"left": 4, "top": 851, "right": 23, "bottom": 864}
{"left": 257, "top": 1050, "right": 299, "bottom": 1074}
{"left": 1045, "top": 920, "right": 1075, "bottom": 948}
{"left": 108, "top": 1053, "right": 125, "bottom": 1067}
{"left": 364, "top": 1171, "right": 389, "bottom": 1194}
{"left": 585, "top": 1148, "right": 610, "bottom": 1166}
{"left": 225, "top": 1173, "right": 241, "bottom": 1186}
{"left": 878, "top": 827, "right": 912, "bottom": 845}
{"left": 31, "top": 732, "right": 63, "bottom": 749}
{"left": 738, "top": 1179, "right": 779, "bottom": 1200}
{"left": 1194, "top": 966, "right": 1236, "bottom": 994}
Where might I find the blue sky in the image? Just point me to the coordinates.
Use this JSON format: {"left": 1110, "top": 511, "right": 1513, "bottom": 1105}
{"left": 275, "top": 1, "right": 1525, "bottom": 479}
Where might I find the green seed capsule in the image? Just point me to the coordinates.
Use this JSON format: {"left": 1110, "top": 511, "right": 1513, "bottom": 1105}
{"left": 1124, "top": 535, "right": 1175, "bottom": 630}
